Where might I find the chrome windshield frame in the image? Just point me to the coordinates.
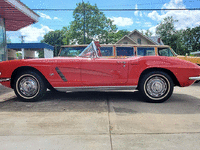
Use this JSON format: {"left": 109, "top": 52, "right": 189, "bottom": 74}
{"left": 79, "top": 41, "right": 99, "bottom": 58}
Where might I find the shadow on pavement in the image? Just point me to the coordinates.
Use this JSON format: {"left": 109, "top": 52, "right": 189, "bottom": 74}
{"left": 0, "top": 84, "right": 13, "bottom": 95}
{"left": 0, "top": 90, "right": 200, "bottom": 114}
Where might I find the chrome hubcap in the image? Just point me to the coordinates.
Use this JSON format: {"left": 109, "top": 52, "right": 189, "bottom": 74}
{"left": 146, "top": 76, "right": 167, "bottom": 98}
{"left": 19, "top": 77, "right": 38, "bottom": 97}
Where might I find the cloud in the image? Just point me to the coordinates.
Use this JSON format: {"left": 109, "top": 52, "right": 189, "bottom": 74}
{"left": 147, "top": 11, "right": 160, "bottom": 21}
{"left": 109, "top": 17, "right": 133, "bottom": 27}
{"left": 149, "top": 25, "right": 158, "bottom": 36}
{"left": 134, "top": 4, "right": 143, "bottom": 17}
{"left": 139, "top": 12, "right": 143, "bottom": 17}
{"left": 148, "top": 0, "right": 200, "bottom": 30}
{"left": 137, "top": 26, "right": 157, "bottom": 36}
{"left": 37, "top": 12, "right": 60, "bottom": 20}
{"left": 144, "top": 22, "right": 152, "bottom": 27}
{"left": 53, "top": 17, "right": 59, "bottom": 20}
{"left": 37, "top": 12, "right": 51, "bottom": 20}
{"left": 134, "top": 4, "right": 138, "bottom": 16}
{"left": 162, "top": 0, "right": 185, "bottom": 9}
{"left": 20, "top": 25, "right": 54, "bottom": 42}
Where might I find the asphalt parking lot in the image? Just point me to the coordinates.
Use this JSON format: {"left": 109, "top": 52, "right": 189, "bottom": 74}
{"left": 0, "top": 83, "right": 200, "bottom": 150}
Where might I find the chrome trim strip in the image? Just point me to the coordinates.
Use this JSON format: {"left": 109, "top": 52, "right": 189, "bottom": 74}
{"left": 189, "top": 76, "right": 200, "bottom": 80}
{"left": 0, "top": 78, "right": 11, "bottom": 82}
{"left": 55, "top": 86, "right": 137, "bottom": 92}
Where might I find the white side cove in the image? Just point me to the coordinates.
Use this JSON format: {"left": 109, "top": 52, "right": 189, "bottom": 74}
{"left": 44, "top": 48, "right": 53, "bottom": 58}
{"left": 55, "top": 86, "right": 137, "bottom": 92}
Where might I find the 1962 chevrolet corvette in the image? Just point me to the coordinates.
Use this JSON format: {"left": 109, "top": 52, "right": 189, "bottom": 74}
{"left": 0, "top": 41, "right": 200, "bottom": 103}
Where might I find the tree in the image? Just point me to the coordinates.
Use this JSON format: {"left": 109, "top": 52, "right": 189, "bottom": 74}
{"left": 156, "top": 16, "right": 200, "bottom": 55}
{"left": 70, "top": 2, "right": 117, "bottom": 44}
{"left": 156, "top": 16, "right": 184, "bottom": 54}
{"left": 156, "top": 16, "right": 178, "bottom": 45}
{"left": 41, "top": 30, "right": 65, "bottom": 57}
{"left": 38, "top": 50, "right": 44, "bottom": 58}
{"left": 145, "top": 29, "right": 153, "bottom": 37}
{"left": 183, "top": 26, "right": 200, "bottom": 53}
{"left": 62, "top": 26, "right": 71, "bottom": 45}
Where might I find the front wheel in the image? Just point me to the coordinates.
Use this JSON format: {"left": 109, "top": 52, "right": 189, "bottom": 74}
{"left": 14, "top": 71, "right": 47, "bottom": 102}
{"left": 139, "top": 71, "right": 174, "bottom": 103}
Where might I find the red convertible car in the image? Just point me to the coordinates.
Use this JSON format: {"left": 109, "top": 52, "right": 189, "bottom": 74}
{"left": 0, "top": 41, "right": 200, "bottom": 103}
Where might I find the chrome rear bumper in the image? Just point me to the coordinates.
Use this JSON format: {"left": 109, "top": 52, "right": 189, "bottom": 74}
{"left": 0, "top": 78, "right": 11, "bottom": 82}
{"left": 189, "top": 76, "right": 200, "bottom": 80}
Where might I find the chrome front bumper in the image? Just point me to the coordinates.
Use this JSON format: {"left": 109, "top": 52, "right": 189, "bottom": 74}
{"left": 189, "top": 76, "right": 200, "bottom": 80}
{"left": 0, "top": 78, "right": 11, "bottom": 82}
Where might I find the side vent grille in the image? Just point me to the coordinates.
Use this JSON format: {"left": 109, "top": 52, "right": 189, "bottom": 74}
{"left": 55, "top": 67, "right": 67, "bottom": 82}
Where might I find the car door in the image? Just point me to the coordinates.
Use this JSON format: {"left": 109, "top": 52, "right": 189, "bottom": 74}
{"left": 80, "top": 57, "right": 129, "bottom": 86}
{"left": 54, "top": 58, "right": 81, "bottom": 86}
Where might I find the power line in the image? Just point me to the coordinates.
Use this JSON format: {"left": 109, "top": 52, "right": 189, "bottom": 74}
{"left": 98, "top": 0, "right": 198, "bottom": 7}
{"left": 32, "top": 8, "right": 200, "bottom": 11}
{"left": 98, "top": 2, "right": 170, "bottom": 7}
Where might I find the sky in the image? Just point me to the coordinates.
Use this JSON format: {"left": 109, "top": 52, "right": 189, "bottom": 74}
{"left": 6, "top": 0, "right": 200, "bottom": 43}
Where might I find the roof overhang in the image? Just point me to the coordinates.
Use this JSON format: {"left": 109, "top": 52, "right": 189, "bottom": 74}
{"left": 116, "top": 35, "right": 137, "bottom": 44}
{"left": 7, "top": 43, "right": 54, "bottom": 51}
{"left": 128, "top": 29, "right": 158, "bottom": 45}
{"left": 0, "top": 0, "right": 39, "bottom": 31}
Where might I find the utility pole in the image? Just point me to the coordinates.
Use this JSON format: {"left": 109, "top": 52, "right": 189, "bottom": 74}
{"left": 19, "top": 35, "right": 26, "bottom": 43}
{"left": 19, "top": 35, "right": 26, "bottom": 59}
{"left": 82, "top": 0, "right": 86, "bottom": 44}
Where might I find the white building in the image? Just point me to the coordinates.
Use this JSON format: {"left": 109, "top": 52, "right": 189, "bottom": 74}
{"left": 7, "top": 43, "right": 54, "bottom": 60}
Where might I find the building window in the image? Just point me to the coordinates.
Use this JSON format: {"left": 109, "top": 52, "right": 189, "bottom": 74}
{"left": 137, "top": 38, "right": 141, "bottom": 44}
{"left": 0, "top": 18, "right": 6, "bottom": 61}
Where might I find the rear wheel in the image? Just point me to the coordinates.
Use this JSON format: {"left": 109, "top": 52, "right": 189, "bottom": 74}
{"left": 139, "top": 71, "right": 174, "bottom": 103}
{"left": 14, "top": 71, "right": 47, "bottom": 102}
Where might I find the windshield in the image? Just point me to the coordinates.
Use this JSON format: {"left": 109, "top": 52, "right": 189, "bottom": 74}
{"left": 79, "top": 41, "right": 98, "bottom": 58}
{"left": 59, "top": 47, "right": 86, "bottom": 57}
{"left": 158, "top": 48, "right": 174, "bottom": 57}
{"left": 171, "top": 48, "right": 178, "bottom": 56}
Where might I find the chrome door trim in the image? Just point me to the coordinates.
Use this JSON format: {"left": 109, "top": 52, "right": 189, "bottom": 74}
{"left": 54, "top": 86, "right": 137, "bottom": 92}
{"left": 189, "top": 76, "right": 200, "bottom": 80}
{"left": 0, "top": 78, "right": 11, "bottom": 82}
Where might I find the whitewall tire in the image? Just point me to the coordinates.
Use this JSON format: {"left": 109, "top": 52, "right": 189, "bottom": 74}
{"left": 14, "top": 71, "right": 47, "bottom": 102}
{"left": 139, "top": 71, "right": 174, "bottom": 103}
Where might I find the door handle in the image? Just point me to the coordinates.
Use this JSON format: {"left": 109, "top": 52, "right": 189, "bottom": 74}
{"left": 117, "top": 61, "right": 126, "bottom": 64}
